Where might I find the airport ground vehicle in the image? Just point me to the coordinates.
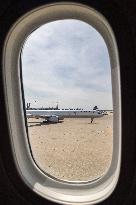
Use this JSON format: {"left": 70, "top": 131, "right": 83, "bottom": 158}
{"left": 1, "top": 0, "right": 136, "bottom": 205}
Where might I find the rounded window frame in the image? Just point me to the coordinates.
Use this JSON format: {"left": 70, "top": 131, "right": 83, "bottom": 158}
{"left": 3, "top": 2, "right": 121, "bottom": 205}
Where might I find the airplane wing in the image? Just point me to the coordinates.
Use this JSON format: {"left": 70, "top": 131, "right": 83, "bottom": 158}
{"left": 26, "top": 113, "right": 63, "bottom": 123}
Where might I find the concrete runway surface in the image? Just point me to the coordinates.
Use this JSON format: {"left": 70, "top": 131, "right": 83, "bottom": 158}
{"left": 27, "top": 114, "right": 113, "bottom": 182}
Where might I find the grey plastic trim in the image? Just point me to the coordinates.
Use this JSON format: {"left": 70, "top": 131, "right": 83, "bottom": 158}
{"left": 2, "top": 2, "right": 121, "bottom": 205}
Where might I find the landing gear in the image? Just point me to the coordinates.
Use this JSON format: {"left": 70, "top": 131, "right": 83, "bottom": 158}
{"left": 91, "top": 118, "right": 94, "bottom": 123}
{"left": 42, "top": 120, "right": 47, "bottom": 123}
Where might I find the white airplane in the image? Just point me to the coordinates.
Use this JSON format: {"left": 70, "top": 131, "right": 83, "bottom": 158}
{"left": 26, "top": 109, "right": 104, "bottom": 123}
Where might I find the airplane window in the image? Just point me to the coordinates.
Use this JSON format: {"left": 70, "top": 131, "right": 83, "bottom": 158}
{"left": 3, "top": 2, "right": 120, "bottom": 204}
{"left": 21, "top": 19, "right": 113, "bottom": 182}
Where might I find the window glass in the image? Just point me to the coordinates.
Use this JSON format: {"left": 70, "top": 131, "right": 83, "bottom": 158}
{"left": 22, "top": 19, "right": 113, "bottom": 182}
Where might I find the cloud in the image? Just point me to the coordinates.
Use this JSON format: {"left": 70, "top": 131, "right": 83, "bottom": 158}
{"left": 22, "top": 19, "right": 112, "bottom": 109}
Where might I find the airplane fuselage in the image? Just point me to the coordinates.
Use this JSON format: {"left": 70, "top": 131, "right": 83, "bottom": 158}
{"left": 26, "top": 109, "right": 104, "bottom": 118}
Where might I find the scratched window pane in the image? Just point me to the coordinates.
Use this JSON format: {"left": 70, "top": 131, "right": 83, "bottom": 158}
{"left": 22, "top": 20, "right": 113, "bottom": 182}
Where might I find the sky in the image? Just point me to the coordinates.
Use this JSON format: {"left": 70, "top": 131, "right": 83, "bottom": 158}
{"left": 22, "top": 19, "right": 112, "bottom": 110}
